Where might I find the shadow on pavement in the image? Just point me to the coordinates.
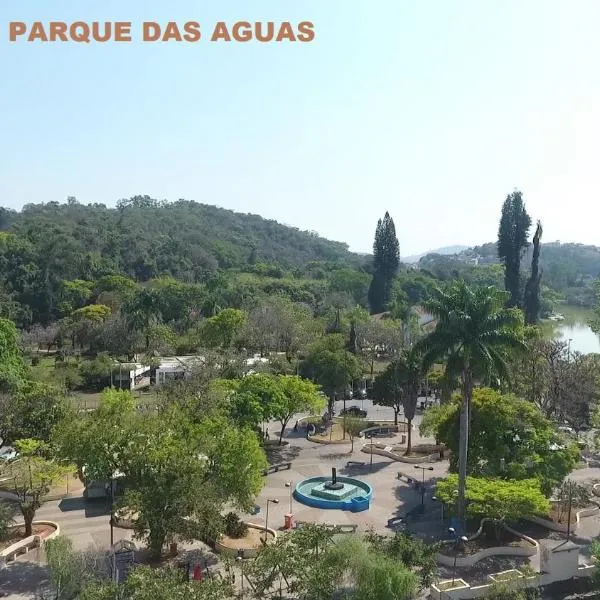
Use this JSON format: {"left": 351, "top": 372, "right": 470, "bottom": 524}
{"left": 58, "top": 496, "right": 111, "bottom": 518}
{"left": 0, "top": 559, "right": 51, "bottom": 598}
{"left": 264, "top": 445, "right": 302, "bottom": 465}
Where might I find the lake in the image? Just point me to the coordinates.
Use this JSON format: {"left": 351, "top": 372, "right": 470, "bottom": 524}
{"left": 541, "top": 305, "right": 600, "bottom": 355}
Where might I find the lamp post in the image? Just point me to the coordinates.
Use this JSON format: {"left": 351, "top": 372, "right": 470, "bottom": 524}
{"left": 109, "top": 477, "right": 115, "bottom": 546}
{"left": 264, "top": 499, "right": 279, "bottom": 541}
{"left": 236, "top": 552, "right": 244, "bottom": 599}
{"left": 285, "top": 482, "right": 293, "bottom": 515}
{"left": 448, "top": 527, "right": 468, "bottom": 586}
{"left": 432, "top": 495, "right": 444, "bottom": 523}
{"left": 568, "top": 338, "right": 572, "bottom": 362}
{"left": 414, "top": 465, "right": 434, "bottom": 511}
{"left": 369, "top": 434, "right": 374, "bottom": 471}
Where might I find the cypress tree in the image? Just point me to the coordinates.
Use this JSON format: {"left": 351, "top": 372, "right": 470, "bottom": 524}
{"left": 524, "top": 221, "right": 543, "bottom": 324}
{"left": 368, "top": 212, "right": 400, "bottom": 314}
{"left": 498, "top": 191, "right": 531, "bottom": 307}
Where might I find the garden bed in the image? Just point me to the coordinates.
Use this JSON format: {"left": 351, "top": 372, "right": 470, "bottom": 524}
{"left": 436, "top": 520, "right": 538, "bottom": 568}
{"left": 0, "top": 524, "right": 56, "bottom": 552}
{"left": 451, "top": 529, "right": 528, "bottom": 557}
{"left": 215, "top": 523, "right": 276, "bottom": 558}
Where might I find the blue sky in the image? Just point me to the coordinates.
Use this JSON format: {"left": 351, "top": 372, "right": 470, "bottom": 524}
{"left": 1, "top": 1, "right": 599, "bottom": 256}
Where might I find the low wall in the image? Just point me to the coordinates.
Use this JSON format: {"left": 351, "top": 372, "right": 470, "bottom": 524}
{"left": 431, "top": 566, "right": 593, "bottom": 600}
{"left": 214, "top": 523, "right": 277, "bottom": 559}
{"left": 523, "top": 502, "right": 600, "bottom": 534}
{"left": 361, "top": 445, "right": 439, "bottom": 464}
{"left": 0, "top": 521, "right": 60, "bottom": 568}
{"left": 436, "top": 520, "right": 538, "bottom": 568}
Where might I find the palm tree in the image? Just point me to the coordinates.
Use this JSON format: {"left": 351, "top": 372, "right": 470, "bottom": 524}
{"left": 416, "top": 282, "right": 525, "bottom": 530}
{"left": 395, "top": 347, "right": 423, "bottom": 456}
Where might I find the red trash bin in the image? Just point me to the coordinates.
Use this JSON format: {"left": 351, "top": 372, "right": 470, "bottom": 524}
{"left": 284, "top": 513, "right": 294, "bottom": 530}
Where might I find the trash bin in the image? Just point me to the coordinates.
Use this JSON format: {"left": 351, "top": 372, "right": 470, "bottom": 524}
{"left": 284, "top": 514, "right": 294, "bottom": 530}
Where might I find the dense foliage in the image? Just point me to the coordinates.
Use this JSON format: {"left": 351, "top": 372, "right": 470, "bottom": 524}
{"left": 422, "top": 388, "right": 579, "bottom": 494}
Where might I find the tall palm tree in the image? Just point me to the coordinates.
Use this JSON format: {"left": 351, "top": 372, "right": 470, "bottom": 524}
{"left": 416, "top": 282, "right": 525, "bottom": 530}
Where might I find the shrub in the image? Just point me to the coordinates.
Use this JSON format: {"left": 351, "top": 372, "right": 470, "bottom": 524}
{"left": 223, "top": 512, "right": 248, "bottom": 539}
{"left": 0, "top": 501, "right": 15, "bottom": 541}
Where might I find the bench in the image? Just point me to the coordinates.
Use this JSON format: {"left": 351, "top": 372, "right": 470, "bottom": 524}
{"left": 0, "top": 535, "right": 40, "bottom": 567}
{"left": 397, "top": 473, "right": 415, "bottom": 485}
{"left": 346, "top": 460, "right": 366, "bottom": 467}
{"left": 387, "top": 517, "right": 405, "bottom": 530}
{"left": 263, "top": 462, "right": 292, "bottom": 476}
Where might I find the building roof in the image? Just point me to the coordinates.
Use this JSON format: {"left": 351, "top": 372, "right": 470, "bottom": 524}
{"left": 156, "top": 356, "right": 206, "bottom": 370}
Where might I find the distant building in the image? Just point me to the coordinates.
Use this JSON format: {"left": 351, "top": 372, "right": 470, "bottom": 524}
{"left": 155, "top": 356, "right": 206, "bottom": 386}
{"left": 413, "top": 306, "right": 436, "bottom": 329}
{"left": 112, "top": 363, "right": 151, "bottom": 391}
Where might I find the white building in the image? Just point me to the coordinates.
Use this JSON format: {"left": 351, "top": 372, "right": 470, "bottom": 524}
{"left": 155, "top": 356, "right": 206, "bottom": 386}
{"left": 112, "top": 363, "right": 151, "bottom": 391}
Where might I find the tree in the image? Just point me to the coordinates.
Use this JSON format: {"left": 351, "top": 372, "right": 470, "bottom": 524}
{"left": 368, "top": 212, "right": 400, "bottom": 314}
{"left": 424, "top": 388, "right": 579, "bottom": 495}
{"left": 3, "top": 440, "right": 72, "bottom": 536}
{"left": 523, "top": 221, "right": 543, "bottom": 324}
{"left": 396, "top": 348, "right": 422, "bottom": 455}
{"left": 224, "top": 373, "right": 280, "bottom": 433}
{"left": 416, "top": 282, "right": 525, "bottom": 528}
{"left": 364, "top": 529, "right": 439, "bottom": 589}
{"left": 200, "top": 308, "right": 246, "bottom": 350}
{"left": 373, "top": 363, "right": 403, "bottom": 425}
{"left": 342, "top": 416, "right": 365, "bottom": 452}
{"left": 0, "top": 317, "right": 27, "bottom": 393}
{"left": 245, "top": 524, "right": 420, "bottom": 600}
{"left": 355, "top": 318, "right": 402, "bottom": 377}
{"left": 56, "top": 392, "right": 266, "bottom": 558}
{"left": 498, "top": 190, "right": 532, "bottom": 308}
{"left": 0, "top": 500, "right": 15, "bottom": 541}
{"left": 0, "top": 381, "right": 69, "bottom": 445}
{"left": 271, "top": 376, "right": 326, "bottom": 444}
{"left": 301, "top": 334, "right": 362, "bottom": 415}
{"left": 373, "top": 348, "right": 422, "bottom": 454}
{"left": 436, "top": 475, "right": 550, "bottom": 540}
{"left": 122, "top": 288, "right": 163, "bottom": 350}
{"left": 45, "top": 536, "right": 94, "bottom": 600}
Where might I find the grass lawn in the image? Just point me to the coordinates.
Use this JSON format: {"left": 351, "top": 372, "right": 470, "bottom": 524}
{"left": 28, "top": 354, "right": 159, "bottom": 412}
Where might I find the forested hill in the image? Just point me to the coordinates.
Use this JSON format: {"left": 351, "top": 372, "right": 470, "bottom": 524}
{"left": 0, "top": 196, "right": 370, "bottom": 326}
{"left": 0, "top": 197, "right": 361, "bottom": 276}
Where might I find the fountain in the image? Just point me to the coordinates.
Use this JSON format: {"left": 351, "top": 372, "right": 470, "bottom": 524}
{"left": 294, "top": 467, "right": 372, "bottom": 512}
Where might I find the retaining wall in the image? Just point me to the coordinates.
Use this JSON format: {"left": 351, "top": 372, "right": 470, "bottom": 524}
{"left": 436, "top": 520, "right": 538, "bottom": 568}
{"left": 214, "top": 523, "right": 277, "bottom": 559}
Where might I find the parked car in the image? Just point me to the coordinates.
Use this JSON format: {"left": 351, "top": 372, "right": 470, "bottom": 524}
{"left": 340, "top": 406, "right": 367, "bottom": 419}
{"left": 0, "top": 446, "right": 18, "bottom": 462}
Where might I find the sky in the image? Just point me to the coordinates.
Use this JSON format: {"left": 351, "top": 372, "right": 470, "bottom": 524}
{"left": 1, "top": 1, "right": 599, "bottom": 257}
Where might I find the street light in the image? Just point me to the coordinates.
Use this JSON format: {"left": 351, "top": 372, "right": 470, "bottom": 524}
{"left": 448, "top": 527, "right": 468, "bottom": 586}
{"left": 414, "top": 465, "right": 434, "bottom": 511}
{"left": 369, "top": 434, "right": 374, "bottom": 471}
{"left": 236, "top": 552, "right": 244, "bottom": 599}
{"left": 285, "top": 481, "right": 293, "bottom": 515}
{"left": 264, "top": 499, "right": 279, "bottom": 541}
{"left": 431, "top": 495, "right": 444, "bottom": 523}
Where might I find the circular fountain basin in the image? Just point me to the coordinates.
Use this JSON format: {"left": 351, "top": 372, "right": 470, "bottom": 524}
{"left": 294, "top": 476, "right": 373, "bottom": 512}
